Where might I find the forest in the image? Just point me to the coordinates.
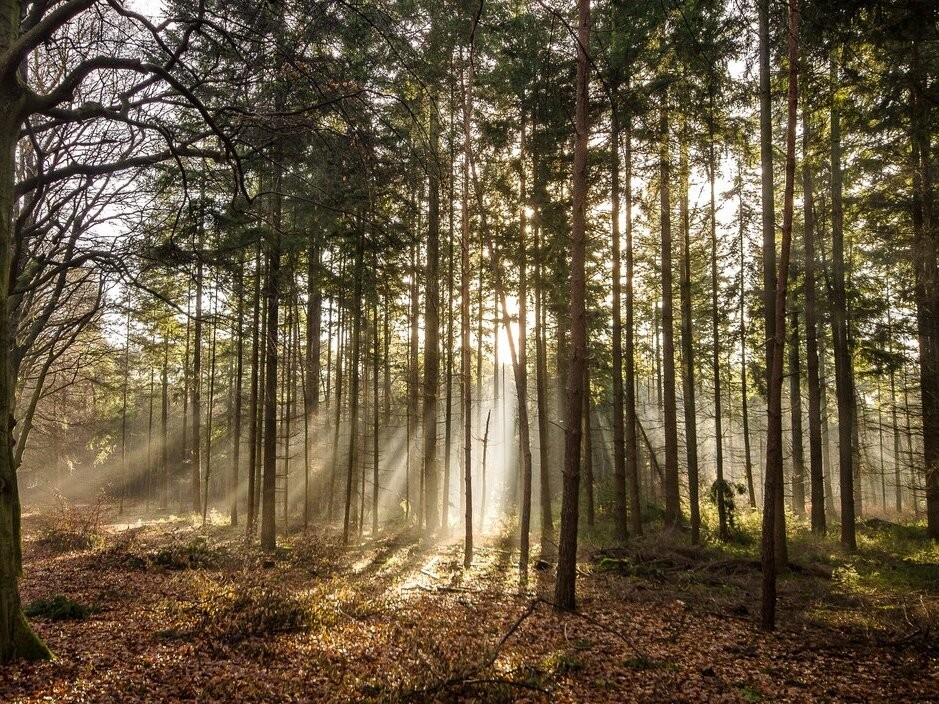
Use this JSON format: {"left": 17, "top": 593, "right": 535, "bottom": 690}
{"left": 0, "top": 0, "right": 937, "bottom": 701}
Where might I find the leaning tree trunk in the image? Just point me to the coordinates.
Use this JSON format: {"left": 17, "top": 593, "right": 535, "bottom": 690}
{"left": 554, "top": 0, "right": 590, "bottom": 612}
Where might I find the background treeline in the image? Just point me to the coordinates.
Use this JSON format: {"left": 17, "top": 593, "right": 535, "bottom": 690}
{"left": 8, "top": 0, "right": 938, "bottom": 626}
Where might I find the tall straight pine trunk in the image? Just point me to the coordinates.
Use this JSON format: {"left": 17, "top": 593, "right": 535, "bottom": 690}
{"left": 555, "top": 0, "right": 590, "bottom": 611}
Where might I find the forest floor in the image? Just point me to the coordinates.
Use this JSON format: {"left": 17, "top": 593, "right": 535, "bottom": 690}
{"left": 3, "top": 503, "right": 938, "bottom": 703}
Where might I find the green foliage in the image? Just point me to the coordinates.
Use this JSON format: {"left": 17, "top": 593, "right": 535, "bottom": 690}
{"left": 543, "top": 650, "right": 583, "bottom": 676}
{"left": 709, "top": 479, "right": 747, "bottom": 533}
{"left": 24, "top": 595, "right": 92, "bottom": 621}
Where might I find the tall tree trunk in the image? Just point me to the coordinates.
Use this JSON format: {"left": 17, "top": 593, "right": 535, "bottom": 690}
{"left": 343, "top": 229, "right": 366, "bottom": 544}
{"left": 423, "top": 98, "right": 441, "bottom": 534}
{"left": 554, "top": 0, "right": 590, "bottom": 611}
{"left": 738, "top": 172, "right": 756, "bottom": 509}
{"left": 373, "top": 293, "right": 380, "bottom": 535}
{"left": 0, "top": 78, "right": 52, "bottom": 661}
{"left": 659, "top": 101, "right": 681, "bottom": 529}
{"left": 161, "top": 338, "right": 169, "bottom": 511}
{"left": 120, "top": 306, "right": 130, "bottom": 514}
{"left": 678, "top": 125, "right": 699, "bottom": 543}
{"left": 444, "top": 117, "right": 455, "bottom": 531}
{"left": 830, "top": 49, "right": 857, "bottom": 551}
{"left": 260, "top": 151, "right": 283, "bottom": 551}
{"left": 409, "top": 240, "right": 420, "bottom": 524}
{"left": 624, "top": 112, "right": 642, "bottom": 536}
{"left": 535, "top": 221, "right": 554, "bottom": 546}
{"left": 582, "top": 366, "right": 594, "bottom": 528}
{"left": 708, "top": 113, "right": 727, "bottom": 540}
{"left": 610, "top": 88, "right": 628, "bottom": 544}
{"left": 460, "top": 40, "right": 475, "bottom": 569}
{"left": 910, "top": 38, "right": 939, "bottom": 539}
{"left": 762, "top": 0, "right": 799, "bottom": 631}
{"left": 246, "top": 243, "right": 263, "bottom": 534}
{"left": 305, "top": 241, "right": 321, "bottom": 526}
{"left": 803, "top": 97, "right": 826, "bottom": 534}
{"left": 759, "top": 0, "right": 788, "bottom": 569}
{"left": 465, "top": 96, "right": 535, "bottom": 583}
{"left": 789, "top": 309, "right": 806, "bottom": 515}
{"left": 192, "top": 257, "right": 203, "bottom": 516}
{"left": 231, "top": 264, "right": 244, "bottom": 526}
{"left": 203, "top": 286, "right": 218, "bottom": 525}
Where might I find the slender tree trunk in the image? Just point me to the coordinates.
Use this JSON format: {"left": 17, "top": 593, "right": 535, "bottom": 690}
{"left": 554, "top": 0, "right": 590, "bottom": 611}
{"left": 409, "top": 240, "right": 420, "bottom": 525}
{"left": 910, "top": 38, "right": 939, "bottom": 539}
{"left": 120, "top": 306, "right": 130, "bottom": 514}
{"left": 582, "top": 366, "right": 594, "bottom": 528}
{"left": 373, "top": 294, "right": 380, "bottom": 536}
{"left": 260, "top": 150, "right": 283, "bottom": 551}
{"left": 610, "top": 89, "right": 628, "bottom": 544}
{"left": 762, "top": 0, "right": 799, "bottom": 631}
{"left": 460, "top": 41, "right": 475, "bottom": 569}
{"left": 246, "top": 244, "right": 263, "bottom": 535}
{"left": 678, "top": 126, "right": 699, "bottom": 543}
{"left": 535, "top": 222, "right": 554, "bottom": 547}
{"left": 305, "top": 241, "right": 321, "bottom": 527}
{"left": 465, "top": 95, "right": 535, "bottom": 583}
{"left": 343, "top": 229, "right": 366, "bottom": 544}
{"left": 423, "top": 97, "right": 441, "bottom": 534}
{"left": 738, "top": 175, "right": 756, "bottom": 509}
{"left": 624, "top": 112, "right": 642, "bottom": 535}
{"left": 803, "top": 98, "right": 826, "bottom": 533}
{"left": 830, "top": 49, "right": 857, "bottom": 551}
{"left": 789, "top": 309, "right": 806, "bottom": 516}
{"left": 161, "top": 337, "right": 169, "bottom": 511}
{"left": 659, "top": 101, "right": 681, "bottom": 529}
{"left": 203, "top": 287, "right": 218, "bottom": 525}
{"left": 444, "top": 119, "right": 455, "bottom": 531}
{"left": 708, "top": 118, "right": 727, "bottom": 540}
{"left": 231, "top": 264, "right": 244, "bottom": 526}
{"left": 192, "top": 257, "right": 203, "bottom": 516}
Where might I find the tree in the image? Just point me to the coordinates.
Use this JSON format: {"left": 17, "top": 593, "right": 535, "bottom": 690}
{"left": 555, "top": 0, "right": 590, "bottom": 612}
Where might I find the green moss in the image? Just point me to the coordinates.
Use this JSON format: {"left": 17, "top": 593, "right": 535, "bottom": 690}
{"left": 13, "top": 611, "right": 54, "bottom": 661}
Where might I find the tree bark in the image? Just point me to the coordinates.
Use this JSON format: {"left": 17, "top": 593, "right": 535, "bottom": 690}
{"left": 610, "top": 88, "right": 628, "bottom": 544}
{"left": 829, "top": 49, "right": 857, "bottom": 550}
{"left": 678, "top": 126, "right": 699, "bottom": 543}
{"left": 659, "top": 101, "right": 681, "bottom": 529}
{"left": 554, "top": 0, "right": 590, "bottom": 611}
{"left": 762, "top": 0, "right": 799, "bottom": 631}
{"left": 802, "top": 96, "right": 826, "bottom": 533}
{"left": 423, "top": 96, "right": 441, "bottom": 534}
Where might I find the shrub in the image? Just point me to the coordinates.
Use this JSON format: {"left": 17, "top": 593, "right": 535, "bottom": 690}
{"left": 25, "top": 595, "right": 92, "bottom": 621}
{"left": 150, "top": 536, "right": 226, "bottom": 570}
{"left": 36, "top": 491, "right": 109, "bottom": 552}
{"left": 180, "top": 573, "right": 315, "bottom": 642}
